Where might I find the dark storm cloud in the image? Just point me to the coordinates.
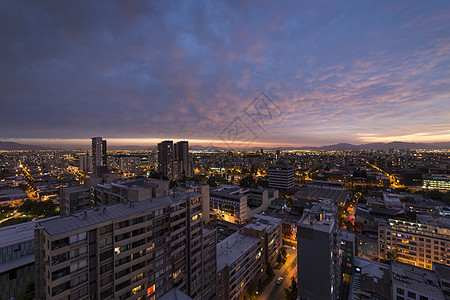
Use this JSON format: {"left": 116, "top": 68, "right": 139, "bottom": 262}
{"left": 1, "top": 0, "right": 450, "bottom": 145}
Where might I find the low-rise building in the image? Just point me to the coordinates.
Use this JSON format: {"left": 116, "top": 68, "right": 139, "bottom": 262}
{"left": 378, "top": 218, "right": 450, "bottom": 270}
{"left": 392, "top": 260, "right": 445, "bottom": 300}
{"left": 210, "top": 185, "right": 278, "bottom": 224}
{"left": 348, "top": 257, "right": 392, "bottom": 299}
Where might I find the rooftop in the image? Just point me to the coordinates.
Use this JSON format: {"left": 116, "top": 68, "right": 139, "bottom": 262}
{"left": 294, "top": 186, "right": 348, "bottom": 205}
{"left": 245, "top": 214, "right": 281, "bottom": 232}
{"left": 391, "top": 261, "right": 444, "bottom": 298}
{"left": 349, "top": 257, "right": 392, "bottom": 300}
{"left": 62, "top": 185, "right": 89, "bottom": 192}
{"left": 417, "top": 214, "right": 450, "bottom": 230}
{"left": 0, "top": 254, "right": 34, "bottom": 274}
{"left": 159, "top": 288, "right": 193, "bottom": 300}
{"left": 37, "top": 192, "right": 200, "bottom": 237}
{"left": 217, "top": 231, "right": 260, "bottom": 271}
{"left": 298, "top": 203, "right": 337, "bottom": 233}
{"left": 0, "top": 216, "right": 59, "bottom": 248}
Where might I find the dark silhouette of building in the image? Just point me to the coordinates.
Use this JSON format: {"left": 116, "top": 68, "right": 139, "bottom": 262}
{"left": 91, "top": 137, "right": 107, "bottom": 176}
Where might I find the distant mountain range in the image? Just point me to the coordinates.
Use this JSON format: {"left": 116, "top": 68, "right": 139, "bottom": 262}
{"left": 269, "top": 141, "right": 450, "bottom": 151}
{"left": 0, "top": 141, "right": 56, "bottom": 150}
{"left": 1, "top": 140, "right": 450, "bottom": 151}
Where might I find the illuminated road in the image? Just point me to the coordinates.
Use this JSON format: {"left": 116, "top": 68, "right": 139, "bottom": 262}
{"left": 364, "top": 160, "right": 404, "bottom": 188}
{"left": 18, "top": 160, "right": 38, "bottom": 199}
{"left": 259, "top": 246, "right": 297, "bottom": 300}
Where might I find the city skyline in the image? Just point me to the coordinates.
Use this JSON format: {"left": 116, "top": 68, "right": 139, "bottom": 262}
{"left": 1, "top": 1, "right": 450, "bottom": 146}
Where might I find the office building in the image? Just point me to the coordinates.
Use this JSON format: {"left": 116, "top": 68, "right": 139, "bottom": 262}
{"left": 158, "top": 141, "right": 174, "bottom": 179}
{"left": 119, "top": 157, "right": 141, "bottom": 174}
{"left": 210, "top": 185, "right": 278, "bottom": 224}
{"left": 297, "top": 202, "right": 341, "bottom": 300}
{"left": 378, "top": 218, "right": 450, "bottom": 270}
{"left": 92, "top": 137, "right": 107, "bottom": 176}
{"left": 423, "top": 175, "right": 450, "bottom": 191}
{"left": 268, "top": 163, "right": 294, "bottom": 190}
{"left": 34, "top": 191, "right": 216, "bottom": 300}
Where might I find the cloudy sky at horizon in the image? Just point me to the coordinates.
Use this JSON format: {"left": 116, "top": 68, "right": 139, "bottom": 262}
{"left": 1, "top": 0, "right": 450, "bottom": 148}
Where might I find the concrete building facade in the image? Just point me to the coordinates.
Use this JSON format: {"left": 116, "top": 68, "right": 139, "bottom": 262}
{"left": 378, "top": 218, "right": 450, "bottom": 270}
{"left": 268, "top": 163, "right": 294, "bottom": 190}
{"left": 210, "top": 185, "right": 278, "bottom": 225}
{"left": 297, "top": 202, "right": 341, "bottom": 300}
{"left": 35, "top": 192, "right": 216, "bottom": 300}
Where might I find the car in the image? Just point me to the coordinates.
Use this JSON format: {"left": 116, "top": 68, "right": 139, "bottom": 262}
{"left": 276, "top": 277, "right": 283, "bottom": 284}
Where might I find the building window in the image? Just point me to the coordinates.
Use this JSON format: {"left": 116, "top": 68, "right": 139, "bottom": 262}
{"left": 397, "top": 288, "right": 404, "bottom": 295}
{"left": 407, "top": 291, "right": 416, "bottom": 299}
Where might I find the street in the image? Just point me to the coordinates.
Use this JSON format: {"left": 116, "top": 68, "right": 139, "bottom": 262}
{"left": 259, "top": 246, "right": 297, "bottom": 300}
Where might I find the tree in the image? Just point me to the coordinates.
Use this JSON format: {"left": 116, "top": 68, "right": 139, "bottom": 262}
{"left": 265, "top": 264, "right": 274, "bottom": 278}
{"left": 281, "top": 247, "right": 287, "bottom": 261}
{"left": 239, "top": 175, "right": 255, "bottom": 188}
{"left": 284, "top": 277, "right": 297, "bottom": 300}
{"left": 386, "top": 250, "right": 399, "bottom": 261}
{"left": 277, "top": 252, "right": 283, "bottom": 264}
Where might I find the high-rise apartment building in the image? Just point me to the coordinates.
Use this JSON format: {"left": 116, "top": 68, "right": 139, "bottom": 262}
{"left": 79, "top": 155, "right": 93, "bottom": 173}
{"left": 174, "top": 141, "right": 192, "bottom": 178}
{"left": 92, "top": 137, "right": 107, "bottom": 176}
{"left": 34, "top": 191, "right": 216, "bottom": 300}
{"left": 158, "top": 141, "right": 174, "bottom": 179}
{"left": 268, "top": 163, "right": 294, "bottom": 190}
{"left": 297, "top": 202, "right": 341, "bottom": 300}
{"left": 158, "top": 141, "right": 193, "bottom": 179}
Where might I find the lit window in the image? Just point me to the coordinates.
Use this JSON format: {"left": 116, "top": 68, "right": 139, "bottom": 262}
{"left": 147, "top": 284, "right": 155, "bottom": 295}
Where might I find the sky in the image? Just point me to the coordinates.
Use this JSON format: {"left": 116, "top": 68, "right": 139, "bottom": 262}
{"left": 1, "top": 0, "right": 450, "bottom": 149}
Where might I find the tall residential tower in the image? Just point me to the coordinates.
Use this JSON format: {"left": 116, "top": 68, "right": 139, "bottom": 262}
{"left": 91, "top": 137, "right": 107, "bottom": 176}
